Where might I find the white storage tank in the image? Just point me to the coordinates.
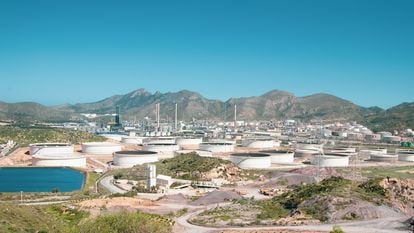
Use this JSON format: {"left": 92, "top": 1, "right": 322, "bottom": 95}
{"left": 369, "top": 153, "right": 398, "bottom": 162}
{"left": 294, "top": 143, "right": 323, "bottom": 157}
{"left": 325, "top": 147, "right": 357, "bottom": 154}
{"left": 199, "top": 142, "right": 235, "bottom": 153}
{"left": 81, "top": 142, "right": 122, "bottom": 155}
{"left": 113, "top": 151, "right": 158, "bottom": 167}
{"left": 31, "top": 153, "right": 86, "bottom": 168}
{"left": 142, "top": 143, "right": 180, "bottom": 159}
{"left": 29, "top": 143, "right": 74, "bottom": 156}
{"left": 398, "top": 150, "right": 414, "bottom": 162}
{"left": 175, "top": 137, "right": 203, "bottom": 149}
{"left": 174, "top": 150, "right": 213, "bottom": 157}
{"left": 121, "top": 136, "right": 144, "bottom": 145}
{"left": 230, "top": 153, "right": 271, "bottom": 169}
{"left": 260, "top": 150, "right": 295, "bottom": 164}
{"left": 241, "top": 138, "right": 275, "bottom": 149}
{"left": 311, "top": 154, "right": 349, "bottom": 167}
{"left": 144, "top": 137, "right": 176, "bottom": 144}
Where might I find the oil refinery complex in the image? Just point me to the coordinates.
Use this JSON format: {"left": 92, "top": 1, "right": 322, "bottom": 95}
{"left": 8, "top": 103, "right": 412, "bottom": 172}
{"left": 1, "top": 103, "right": 414, "bottom": 233}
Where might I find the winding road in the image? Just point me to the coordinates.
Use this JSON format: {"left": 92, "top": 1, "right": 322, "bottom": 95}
{"left": 99, "top": 176, "right": 127, "bottom": 194}
{"left": 175, "top": 205, "right": 411, "bottom": 233}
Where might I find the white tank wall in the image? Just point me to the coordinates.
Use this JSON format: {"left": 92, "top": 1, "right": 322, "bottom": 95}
{"left": 262, "top": 151, "right": 295, "bottom": 164}
{"left": 230, "top": 154, "right": 271, "bottom": 169}
{"left": 82, "top": 143, "right": 122, "bottom": 155}
{"left": 398, "top": 151, "right": 414, "bottom": 162}
{"left": 311, "top": 155, "right": 349, "bottom": 167}
{"left": 327, "top": 148, "right": 357, "bottom": 154}
{"left": 32, "top": 156, "right": 86, "bottom": 167}
{"left": 360, "top": 149, "right": 387, "bottom": 155}
{"left": 175, "top": 138, "right": 203, "bottom": 146}
{"left": 121, "top": 136, "right": 143, "bottom": 144}
{"left": 207, "top": 139, "right": 236, "bottom": 145}
{"left": 369, "top": 154, "right": 398, "bottom": 162}
{"left": 242, "top": 139, "right": 274, "bottom": 149}
{"left": 142, "top": 144, "right": 179, "bottom": 159}
{"left": 29, "top": 144, "right": 74, "bottom": 156}
{"left": 295, "top": 143, "right": 323, "bottom": 151}
{"left": 144, "top": 137, "right": 176, "bottom": 144}
{"left": 113, "top": 153, "right": 158, "bottom": 167}
{"left": 199, "top": 143, "right": 235, "bottom": 153}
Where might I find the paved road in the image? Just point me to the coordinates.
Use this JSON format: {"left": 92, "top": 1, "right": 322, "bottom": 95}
{"left": 175, "top": 205, "right": 411, "bottom": 233}
{"left": 99, "top": 176, "right": 127, "bottom": 194}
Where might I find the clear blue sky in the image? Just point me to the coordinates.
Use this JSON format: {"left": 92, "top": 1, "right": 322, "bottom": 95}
{"left": 0, "top": 0, "right": 413, "bottom": 109}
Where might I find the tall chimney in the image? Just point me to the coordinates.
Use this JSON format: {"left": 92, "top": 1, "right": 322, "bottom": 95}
{"left": 234, "top": 104, "right": 237, "bottom": 131}
{"left": 157, "top": 103, "right": 160, "bottom": 128}
{"left": 175, "top": 103, "right": 178, "bottom": 131}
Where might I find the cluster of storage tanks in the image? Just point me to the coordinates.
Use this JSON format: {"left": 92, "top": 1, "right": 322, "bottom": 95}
{"left": 30, "top": 143, "right": 86, "bottom": 168}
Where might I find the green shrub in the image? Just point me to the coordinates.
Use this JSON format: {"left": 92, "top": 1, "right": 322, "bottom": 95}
{"left": 358, "top": 178, "right": 386, "bottom": 197}
{"left": 330, "top": 225, "right": 345, "bottom": 233}
{"left": 78, "top": 211, "right": 172, "bottom": 233}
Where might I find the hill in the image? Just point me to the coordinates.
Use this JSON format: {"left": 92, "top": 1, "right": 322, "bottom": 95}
{"left": 1, "top": 88, "right": 413, "bottom": 131}
{"left": 0, "top": 126, "right": 106, "bottom": 145}
{"left": 65, "top": 89, "right": 371, "bottom": 122}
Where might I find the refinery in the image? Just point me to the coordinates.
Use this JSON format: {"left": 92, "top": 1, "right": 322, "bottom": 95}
{"left": 1, "top": 102, "right": 414, "bottom": 233}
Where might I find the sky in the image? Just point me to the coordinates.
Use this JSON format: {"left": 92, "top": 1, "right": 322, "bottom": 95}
{"left": 0, "top": 0, "right": 413, "bottom": 109}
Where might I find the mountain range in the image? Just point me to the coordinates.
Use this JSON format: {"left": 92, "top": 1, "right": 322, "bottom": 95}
{"left": 1, "top": 88, "right": 413, "bottom": 132}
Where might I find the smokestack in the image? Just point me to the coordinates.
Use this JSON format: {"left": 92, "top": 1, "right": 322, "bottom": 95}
{"left": 175, "top": 103, "right": 178, "bottom": 131}
{"left": 157, "top": 103, "right": 160, "bottom": 128}
{"left": 155, "top": 103, "right": 160, "bottom": 130}
{"left": 234, "top": 104, "right": 237, "bottom": 131}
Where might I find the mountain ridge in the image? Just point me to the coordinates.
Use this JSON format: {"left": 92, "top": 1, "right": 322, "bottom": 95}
{"left": 0, "top": 88, "right": 413, "bottom": 131}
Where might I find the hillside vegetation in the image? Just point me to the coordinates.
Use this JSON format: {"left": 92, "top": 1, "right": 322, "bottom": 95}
{"left": 110, "top": 153, "right": 235, "bottom": 181}
{"left": 192, "top": 177, "right": 393, "bottom": 227}
{"left": 0, "top": 126, "right": 105, "bottom": 145}
{"left": 0, "top": 204, "right": 172, "bottom": 233}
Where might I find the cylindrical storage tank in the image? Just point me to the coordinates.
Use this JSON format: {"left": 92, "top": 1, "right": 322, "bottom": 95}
{"left": 325, "top": 147, "right": 357, "bottom": 154}
{"left": 113, "top": 151, "right": 158, "bottom": 167}
{"left": 294, "top": 143, "right": 323, "bottom": 157}
{"left": 175, "top": 137, "right": 203, "bottom": 149}
{"left": 144, "top": 137, "right": 176, "bottom": 144}
{"left": 369, "top": 153, "right": 398, "bottom": 162}
{"left": 207, "top": 139, "right": 236, "bottom": 145}
{"left": 242, "top": 138, "right": 275, "bottom": 149}
{"left": 29, "top": 143, "right": 74, "bottom": 156}
{"left": 311, "top": 154, "right": 349, "bottom": 167}
{"left": 260, "top": 150, "right": 295, "bottom": 164}
{"left": 174, "top": 150, "right": 213, "bottom": 157}
{"left": 398, "top": 150, "right": 414, "bottom": 162}
{"left": 121, "top": 136, "right": 144, "bottom": 145}
{"left": 81, "top": 142, "right": 122, "bottom": 155}
{"left": 142, "top": 143, "right": 180, "bottom": 159}
{"left": 230, "top": 153, "right": 271, "bottom": 169}
{"left": 31, "top": 154, "right": 86, "bottom": 167}
{"left": 295, "top": 143, "right": 324, "bottom": 151}
{"left": 199, "top": 142, "right": 235, "bottom": 153}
